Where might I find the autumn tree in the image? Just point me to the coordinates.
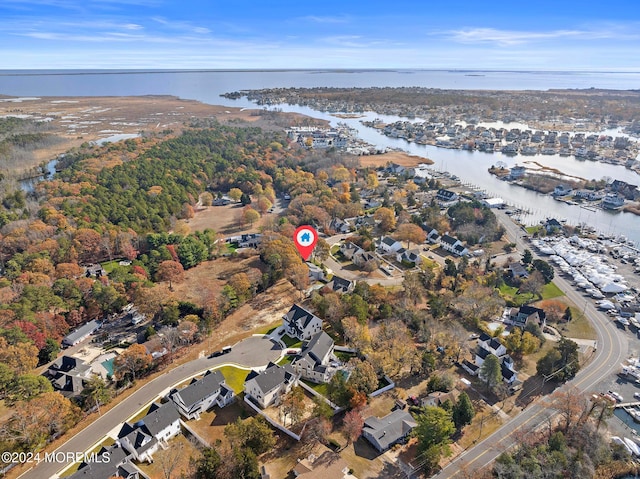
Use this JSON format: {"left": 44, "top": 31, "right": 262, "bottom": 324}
{"left": 374, "top": 207, "right": 396, "bottom": 232}
{"left": 7, "top": 374, "right": 53, "bottom": 403}
{"left": 395, "top": 223, "right": 426, "bottom": 249}
{"left": 256, "top": 196, "right": 272, "bottom": 215}
{"left": 242, "top": 207, "right": 260, "bottom": 227}
{"left": 342, "top": 409, "right": 364, "bottom": 445}
{"left": 0, "top": 339, "right": 38, "bottom": 375}
{"left": 281, "top": 386, "right": 306, "bottom": 426}
{"left": 369, "top": 321, "right": 418, "bottom": 378}
{"left": 229, "top": 272, "right": 253, "bottom": 303}
{"left": 348, "top": 358, "right": 378, "bottom": 395}
{"left": 519, "top": 270, "right": 544, "bottom": 299}
{"left": 156, "top": 260, "right": 185, "bottom": 290}
{"left": 114, "top": 343, "right": 152, "bottom": 382}
{"left": 224, "top": 416, "right": 276, "bottom": 455}
{"left": 228, "top": 188, "right": 243, "bottom": 203}
{"left": 200, "top": 191, "right": 214, "bottom": 207}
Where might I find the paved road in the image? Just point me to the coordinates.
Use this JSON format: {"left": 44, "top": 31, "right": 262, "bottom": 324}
{"left": 20, "top": 336, "right": 282, "bottom": 479}
{"left": 432, "top": 211, "right": 628, "bottom": 478}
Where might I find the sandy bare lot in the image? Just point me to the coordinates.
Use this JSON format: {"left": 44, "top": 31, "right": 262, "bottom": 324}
{"left": 359, "top": 150, "right": 433, "bottom": 168}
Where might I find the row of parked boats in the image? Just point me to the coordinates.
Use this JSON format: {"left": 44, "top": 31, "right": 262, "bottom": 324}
{"left": 612, "top": 435, "right": 640, "bottom": 457}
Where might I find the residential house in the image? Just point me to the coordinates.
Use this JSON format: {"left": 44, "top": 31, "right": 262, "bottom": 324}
{"left": 44, "top": 355, "right": 93, "bottom": 398}
{"left": 283, "top": 304, "right": 323, "bottom": 341}
{"left": 363, "top": 198, "right": 382, "bottom": 209}
{"left": 552, "top": 185, "right": 573, "bottom": 197}
{"left": 396, "top": 248, "right": 422, "bottom": 266}
{"left": 327, "top": 275, "right": 354, "bottom": 294}
{"left": 505, "top": 305, "right": 547, "bottom": 329}
{"left": 378, "top": 236, "right": 403, "bottom": 254}
{"left": 212, "top": 197, "right": 230, "bottom": 206}
{"left": 421, "top": 390, "right": 459, "bottom": 408}
{"left": 544, "top": 218, "right": 563, "bottom": 233}
{"left": 293, "top": 451, "right": 356, "bottom": 479}
{"left": 436, "top": 189, "right": 459, "bottom": 204}
{"left": 424, "top": 225, "right": 440, "bottom": 244}
{"left": 291, "top": 331, "right": 336, "bottom": 384}
{"left": 329, "top": 218, "right": 351, "bottom": 234}
{"left": 508, "top": 165, "right": 526, "bottom": 180}
{"left": 508, "top": 262, "right": 529, "bottom": 279}
{"left": 573, "top": 189, "right": 602, "bottom": 201}
{"left": 118, "top": 402, "right": 181, "bottom": 463}
{"left": 68, "top": 445, "right": 148, "bottom": 479}
{"left": 168, "top": 370, "right": 235, "bottom": 420}
{"left": 307, "top": 262, "right": 328, "bottom": 282}
{"left": 62, "top": 319, "right": 102, "bottom": 347}
{"left": 362, "top": 410, "right": 417, "bottom": 452}
{"left": 385, "top": 163, "right": 406, "bottom": 175}
{"left": 352, "top": 249, "right": 378, "bottom": 267}
{"left": 339, "top": 242, "right": 360, "bottom": 260}
{"left": 225, "top": 233, "right": 262, "bottom": 248}
{"left": 439, "top": 234, "right": 468, "bottom": 257}
{"left": 473, "top": 334, "right": 518, "bottom": 385}
{"left": 243, "top": 362, "right": 299, "bottom": 409}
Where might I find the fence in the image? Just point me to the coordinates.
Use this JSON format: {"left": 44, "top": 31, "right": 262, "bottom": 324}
{"left": 243, "top": 396, "right": 301, "bottom": 441}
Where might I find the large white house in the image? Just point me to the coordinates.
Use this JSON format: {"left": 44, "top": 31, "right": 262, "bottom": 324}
{"left": 244, "top": 362, "right": 299, "bottom": 409}
{"left": 283, "top": 304, "right": 323, "bottom": 341}
{"left": 291, "top": 331, "right": 336, "bottom": 384}
{"left": 118, "top": 402, "right": 181, "bottom": 463}
{"left": 439, "top": 234, "right": 468, "bottom": 257}
{"left": 464, "top": 333, "right": 519, "bottom": 385}
{"left": 378, "top": 236, "right": 403, "bottom": 254}
{"left": 168, "top": 369, "right": 235, "bottom": 420}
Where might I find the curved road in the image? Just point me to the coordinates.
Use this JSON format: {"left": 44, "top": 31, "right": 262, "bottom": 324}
{"left": 19, "top": 336, "right": 283, "bottom": 479}
{"left": 432, "top": 211, "right": 628, "bottom": 478}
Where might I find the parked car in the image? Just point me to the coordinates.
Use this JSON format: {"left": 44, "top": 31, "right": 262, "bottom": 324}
{"left": 608, "top": 390, "right": 623, "bottom": 402}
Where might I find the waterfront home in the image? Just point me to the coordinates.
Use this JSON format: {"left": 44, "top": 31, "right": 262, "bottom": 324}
{"left": 243, "top": 362, "right": 299, "bottom": 409}
{"left": 436, "top": 189, "right": 459, "bottom": 204}
{"left": 553, "top": 185, "right": 573, "bottom": 197}
{"left": 602, "top": 193, "right": 625, "bottom": 210}
{"left": 508, "top": 165, "right": 526, "bottom": 180}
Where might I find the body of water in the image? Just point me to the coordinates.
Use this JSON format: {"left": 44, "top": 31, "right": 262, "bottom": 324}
{"left": 2, "top": 69, "right": 640, "bottom": 242}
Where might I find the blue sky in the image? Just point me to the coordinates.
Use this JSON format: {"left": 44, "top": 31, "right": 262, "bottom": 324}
{"left": 3, "top": 0, "right": 640, "bottom": 70}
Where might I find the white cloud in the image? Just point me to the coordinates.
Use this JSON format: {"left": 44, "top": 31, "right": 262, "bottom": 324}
{"left": 299, "top": 15, "right": 349, "bottom": 24}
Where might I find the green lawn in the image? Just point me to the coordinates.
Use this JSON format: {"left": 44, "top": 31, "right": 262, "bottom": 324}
{"left": 541, "top": 281, "right": 565, "bottom": 299}
{"left": 281, "top": 335, "right": 303, "bottom": 348}
{"left": 101, "top": 259, "right": 128, "bottom": 273}
{"left": 253, "top": 323, "right": 280, "bottom": 335}
{"left": 555, "top": 306, "right": 597, "bottom": 340}
{"left": 277, "top": 356, "right": 293, "bottom": 366}
{"left": 525, "top": 225, "right": 542, "bottom": 235}
{"left": 302, "top": 379, "right": 329, "bottom": 396}
{"left": 217, "top": 366, "right": 250, "bottom": 394}
{"left": 498, "top": 281, "right": 564, "bottom": 305}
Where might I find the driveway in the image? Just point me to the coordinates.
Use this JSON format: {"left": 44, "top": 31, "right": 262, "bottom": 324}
{"left": 20, "top": 336, "right": 283, "bottom": 479}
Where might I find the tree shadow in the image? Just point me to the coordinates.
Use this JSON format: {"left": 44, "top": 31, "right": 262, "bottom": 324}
{"left": 353, "top": 437, "right": 382, "bottom": 460}
{"left": 369, "top": 460, "right": 405, "bottom": 478}
{"left": 515, "top": 375, "right": 560, "bottom": 408}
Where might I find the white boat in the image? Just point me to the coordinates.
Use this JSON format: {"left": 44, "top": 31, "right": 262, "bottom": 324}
{"left": 612, "top": 436, "right": 633, "bottom": 455}
{"left": 624, "top": 437, "right": 640, "bottom": 456}
{"left": 617, "top": 316, "right": 630, "bottom": 327}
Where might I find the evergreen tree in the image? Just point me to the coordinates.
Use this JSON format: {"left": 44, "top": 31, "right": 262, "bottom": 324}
{"left": 452, "top": 392, "right": 475, "bottom": 429}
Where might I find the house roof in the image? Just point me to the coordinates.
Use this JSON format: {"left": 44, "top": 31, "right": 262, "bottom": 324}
{"left": 331, "top": 275, "right": 353, "bottom": 293}
{"left": 509, "top": 263, "right": 529, "bottom": 277}
{"left": 462, "top": 359, "right": 479, "bottom": 373}
{"left": 63, "top": 319, "right": 102, "bottom": 344}
{"left": 69, "top": 445, "right": 135, "bottom": 479}
{"left": 518, "top": 305, "right": 546, "bottom": 321}
{"left": 477, "top": 347, "right": 491, "bottom": 360}
{"left": 454, "top": 244, "right": 466, "bottom": 253}
{"left": 501, "top": 363, "right": 516, "bottom": 381}
{"left": 436, "top": 189, "right": 457, "bottom": 200}
{"left": 49, "top": 356, "right": 91, "bottom": 375}
{"left": 170, "top": 370, "right": 226, "bottom": 410}
{"left": 301, "top": 331, "right": 334, "bottom": 364}
{"left": 381, "top": 236, "right": 397, "bottom": 246}
{"left": 488, "top": 338, "right": 503, "bottom": 351}
{"left": 440, "top": 234, "right": 458, "bottom": 246}
{"left": 139, "top": 402, "right": 180, "bottom": 438}
{"left": 284, "top": 304, "right": 322, "bottom": 337}
{"left": 247, "top": 362, "right": 296, "bottom": 396}
{"left": 363, "top": 410, "right": 417, "bottom": 451}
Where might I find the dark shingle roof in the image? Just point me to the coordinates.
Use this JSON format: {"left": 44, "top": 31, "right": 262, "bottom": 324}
{"left": 440, "top": 234, "right": 457, "bottom": 246}
{"left": 170, "top": 370, "right": 225, "bottom": 410}
{"left": 331, "top": 275, "right": 352, "bottom": 293}
{"left": 249, "top": 362, "right": 296, "bottom": 395}
{"left": 69, "top": 445, "right": 133, "bottom": 479}
{"left": 139, "top": 402, "right": 180, "bottom": 438}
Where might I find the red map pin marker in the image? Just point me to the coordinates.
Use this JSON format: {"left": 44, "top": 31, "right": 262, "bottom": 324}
{"left": 293, "top": 225, "right": 318, "bottom": 261}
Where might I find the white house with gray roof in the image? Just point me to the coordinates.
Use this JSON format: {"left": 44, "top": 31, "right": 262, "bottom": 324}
{"left": 291, "top": 331, "right": 336, "bottom": 384}
{"left": 244, "top": 362, "right": 299, "bottom": 409}
{"left": 362, "top": 410, "right": 417, "bottom": 452}
{"left": 283, "top": 304, "right": 323, "bottom": 341}
{"left": 168, "top": 369, "right": 235, "bottom": 420}
{"left": 118, "top": 402, "right": 181, "bottom": 463}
